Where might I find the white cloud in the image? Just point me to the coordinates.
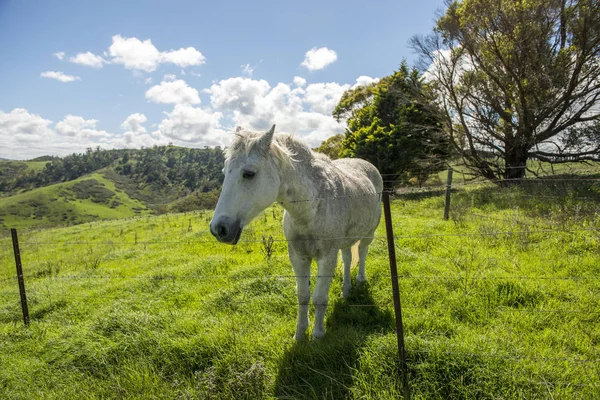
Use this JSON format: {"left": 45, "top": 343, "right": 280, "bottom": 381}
{"left": 155, "top": 104, "right": 224, "bottom": 145}
{"left": 144, "top": 77, "right": 153, "bottom": 84}
{"left": 303, "top": 82, "right": 350, "bottom": 114}
{"left": 117, "top": 113, "right": 163, "bottom": 147}
{"left": 206, "top": 77, "right": 347, "bottom": 146}
{"left": 163, "top": 74, "right": 177, "bottom": 81}
{"left": 53, "top": 51, "right": 65, "bottom": 60}
{"left": 145, "top": 79, "right": 201, "bottom": 105}
{"left": 300, "top": 47, "right": 338, "bottom": 71}
{"left": 353, "top": 75, "right": 380, "bottom": 88}
{"left": 69, "top": 51, "right": 106, "bottom": 68}
{"left": 108, "top": 34, "right": 205, "bottom": 72}
{"left": 205, "top": 77, "right": 271, "bottom": 114}
{"left": 241, "top": 63, "right": 255, "bottom": 76}
{"left": 55, "top": 115, "right": 110, "bottom": 140}
{"left": 120, "top": 113, "right": 147, "bottom": 134}
{"left": 160, "top": 47, "right": 205, "bottom": 67}
{"left": 109, "top": 35, "right": 161, "bottom": 72}
{"left": 0, "top": 109, "right": 116, "bottom": 159}
{"left": 40, "top": 71, "right": 81, "bottom": 83}
{"left": 293, "top": 76, "right": 307, "bottom": 87}
{"left": 0, "top": 108, "right": 53, "bottom": 144}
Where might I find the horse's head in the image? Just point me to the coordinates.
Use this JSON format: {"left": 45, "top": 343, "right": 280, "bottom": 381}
{"left": 210, "top": 124, "right": 282, "bottom": 244}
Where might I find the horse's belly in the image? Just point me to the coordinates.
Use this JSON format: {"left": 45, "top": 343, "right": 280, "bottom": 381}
{"left": 286, "top": 234, "right": 324, "bottom": 258}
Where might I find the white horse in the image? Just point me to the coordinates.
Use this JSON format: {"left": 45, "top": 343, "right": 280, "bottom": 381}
{"left": 210, "top": 125, "right": 383, "bottom": 340}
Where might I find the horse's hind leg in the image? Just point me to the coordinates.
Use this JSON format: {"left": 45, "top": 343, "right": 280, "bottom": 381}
{"left": 341, "top": 247, "right": 352, "bottom": 298}
{"left": 357, "top": 235, "right": 374, "bottom": 285}
{"left": 313, "top": 251, "right": 337, "bottom": 339}
{"left": 289, "top": 248, "right": 311, "bottom": 341}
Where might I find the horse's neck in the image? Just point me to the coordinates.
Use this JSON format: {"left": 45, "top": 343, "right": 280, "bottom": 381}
{"left": 276, "top": 158, "right": 324, "bottom": 224}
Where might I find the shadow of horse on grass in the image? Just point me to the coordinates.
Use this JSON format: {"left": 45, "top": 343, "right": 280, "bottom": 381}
{"left": 274, "top": 282, "right": 393, "bottom": 399}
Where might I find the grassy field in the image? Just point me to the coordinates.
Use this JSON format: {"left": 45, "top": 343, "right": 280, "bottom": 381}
{"left": 0, "top": 172, "right": 149, "bottom": 230}
{"left": 1, "top": 174, "right": 599, "bottom": 399}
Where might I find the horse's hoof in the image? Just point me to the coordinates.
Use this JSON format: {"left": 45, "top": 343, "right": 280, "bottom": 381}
{"left": 342, "top": 285, "right": 351, "bottom": 298}
{"left": 356, "top": 275, "right": 367, "bottom": 285}
{"left": 293, "top": 332, "right": 308, "bottom": 342}
{"left": 312, "top": 329, "right": 326, "bottom": 340}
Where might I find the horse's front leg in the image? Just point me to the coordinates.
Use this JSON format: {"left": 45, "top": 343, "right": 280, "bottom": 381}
{"left": 289, "top": 246, "right": 311, "bottom": 341}
{"left": 312, "top": 251, "right": 337, "bottom": 339}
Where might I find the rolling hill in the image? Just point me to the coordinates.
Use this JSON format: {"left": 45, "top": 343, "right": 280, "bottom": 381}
{"left": 0, "top": 145, "right": 225, "bottom": 230}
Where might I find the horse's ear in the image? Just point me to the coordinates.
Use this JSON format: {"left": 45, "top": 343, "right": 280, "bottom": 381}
{"left": 258, "top": 124, "right": 276, "bottom": 149}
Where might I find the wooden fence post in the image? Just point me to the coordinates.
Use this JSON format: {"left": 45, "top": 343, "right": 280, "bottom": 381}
{"left": 443, "top": 168, "right": 453, "bottom": 220}
{"left": 382, "top": 191, "right": 410, "bottom": 399}
{"left": 10, "top": 228, "right": 30, "bottom": 326}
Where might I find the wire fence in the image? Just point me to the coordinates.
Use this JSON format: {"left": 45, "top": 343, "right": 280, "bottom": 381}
{"left": 1, "top": 168, "right": 600, "bottom": 394}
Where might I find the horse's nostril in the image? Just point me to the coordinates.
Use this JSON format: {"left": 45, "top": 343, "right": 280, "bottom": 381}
{"left": 217, "top": 224, "right": 228, "bottom": 238}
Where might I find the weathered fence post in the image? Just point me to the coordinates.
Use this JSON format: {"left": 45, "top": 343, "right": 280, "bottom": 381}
{"left": 10, "top": 228, "right": 30, "bottom": 326}
{"left": 382, "top": 191, "right": 410, "bottom": 399}
{"left": 443, "top": 167, "right": 453, "bottom": 220}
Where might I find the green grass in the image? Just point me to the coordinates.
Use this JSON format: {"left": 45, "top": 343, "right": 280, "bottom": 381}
{"left": 0, "top": 177, "right": 599, "bottom": 399}
{"left": 0, "top": 172, "right": 150, "bottom": 230}
{"left": 22, "top": 161, "right": 49, "bottom": 173}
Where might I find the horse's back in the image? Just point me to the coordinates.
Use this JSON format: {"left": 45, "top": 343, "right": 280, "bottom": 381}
{"left": 332, "top": 157, "right": 383, "bottom": 193}
{"left": 329, "top": 157, "right": 383, "bottom": 242}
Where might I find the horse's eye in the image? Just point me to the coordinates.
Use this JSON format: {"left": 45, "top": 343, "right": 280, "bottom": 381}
{"left": 242, "top": 170, "right": 256, "bottom": 179}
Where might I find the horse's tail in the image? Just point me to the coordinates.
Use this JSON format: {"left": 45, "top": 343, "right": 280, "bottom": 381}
{"left": 351, "top": 241, "right": 360, "bottom": 269}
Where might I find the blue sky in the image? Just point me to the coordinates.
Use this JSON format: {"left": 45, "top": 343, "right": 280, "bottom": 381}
{"left": 0, "top": 0, "right": 445, "bottom": 159}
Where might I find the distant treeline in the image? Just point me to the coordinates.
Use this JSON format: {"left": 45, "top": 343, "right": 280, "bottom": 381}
{"left": 0, "top": 145, "right": 226, "bottom": 195}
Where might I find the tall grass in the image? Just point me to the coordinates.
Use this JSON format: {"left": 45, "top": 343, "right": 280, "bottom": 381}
{"left": 0, "top": 174, "right": 599, "bottom": 399}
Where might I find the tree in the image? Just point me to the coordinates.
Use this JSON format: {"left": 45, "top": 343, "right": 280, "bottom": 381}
{"left": 314, "top": 134, "right": 344, "bottom": 159}
{"left": 412, "top": 0, "right": 600, "bottom": 183}
{"left": 333, "top": 62, "right": 449, "bottom": 188}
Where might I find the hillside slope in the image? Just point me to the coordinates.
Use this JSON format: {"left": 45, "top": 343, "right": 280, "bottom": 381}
{"left": 0, "top": 145, "right": 225, "bottom": 229}
{"left": 0, "top": 172, "right": 149, "bottom": 229}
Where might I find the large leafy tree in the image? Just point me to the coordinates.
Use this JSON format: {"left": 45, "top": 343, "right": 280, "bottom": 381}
{"left": 333, "top": 62, "right": 449, "bottom": 188}
{"left": 314, "top": 134, "right": 344, "bottom": 159}
{"left": 412, "top": 0, "right": 600, "bottom": 182}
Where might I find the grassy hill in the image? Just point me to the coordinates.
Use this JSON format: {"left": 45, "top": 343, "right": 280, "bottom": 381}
{"left": 0, "top": 146, "right": 224, "bottom": 229}
{"left": 0, "top": 172, "right": 149, "bottom": 230}
{"left": 0, "top": 175, "right": 599, "bottom": 399}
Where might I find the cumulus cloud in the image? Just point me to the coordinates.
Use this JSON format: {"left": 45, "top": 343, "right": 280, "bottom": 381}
{"left": 205, "top": 77, "right": 271, "bottom": 114}
{"left": 40, "top": 71, "right": 81, "bottom": 83}
{"left": 108, "top": 34, "right": 205, "bottom": 72}
{"left": 117, "top": 113, "right": 165, "bottom": 147}
{"left": 155, "top": 104, "right": 225, "bottom": 145}
{"left": 303, "top": 82, "right": 350, "bottom": 114}
{"left": 353, "top": 75, "right": 380, "bottom": 88}
{"left": 0, "top": 108, "right": 53, "bottom": 143}
{"left": 160, "top": 47, "right": 205, "bottom": 67}
{"left": 120, "top": 113, "right": 147, "bottom": 134}
{"left": 108, "top": 35, "right": 161, "bottom": 72}
{"left": 53, "top": 51, "right": 65, "bottom": 60}
{"left": 293, "top": 76, "right": 307, "bottom": 87}
{"left": 206, "top": 77, "right": 347, "bottom": 145}
{"left": 145, "top": 79, "right": 201, "bottom": 105}
{"left": 0, "top": 109, "right": 116, "bottom": 159}
{"left": 163, "top": 74, "right": 177, "bottom": 81}
{"left": 69, "top": 51, "right": 106, "bottom": 68}
{"left": 55, "top": 115, "right": 110, "bottom": 140}
{"left": 300, "top": 47, "right": 338, "bottom": 71}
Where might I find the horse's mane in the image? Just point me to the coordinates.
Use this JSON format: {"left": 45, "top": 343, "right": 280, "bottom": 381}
{"left": 226, "top": 129, "right": 328, "bottom": 167}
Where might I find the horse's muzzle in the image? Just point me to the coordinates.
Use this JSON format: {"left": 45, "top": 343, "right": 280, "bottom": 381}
{"left": 210, "top": 216, "right": 243, "bottom": 245}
